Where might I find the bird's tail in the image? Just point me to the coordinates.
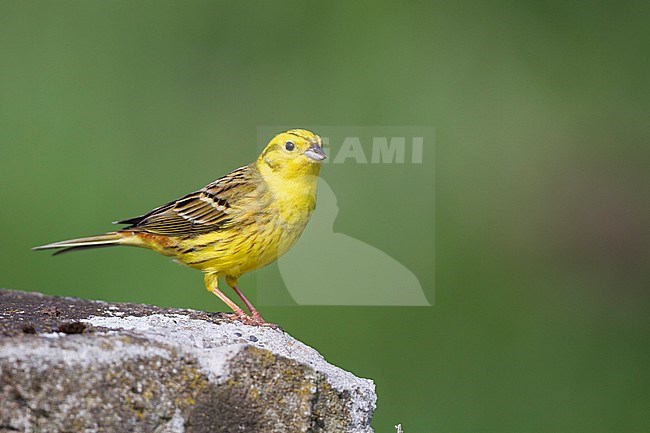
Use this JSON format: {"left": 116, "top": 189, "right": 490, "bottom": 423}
{"left": 33, "top": 232, "right": 125, "bottom": 256}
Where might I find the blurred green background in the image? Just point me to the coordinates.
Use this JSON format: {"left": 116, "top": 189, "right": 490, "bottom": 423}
{"left": 1, "top": 1, "right": 649, "bottom": 431}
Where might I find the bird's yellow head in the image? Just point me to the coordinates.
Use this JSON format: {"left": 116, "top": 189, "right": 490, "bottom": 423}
{"left": 256, "top": 129, "right": 326, "bottom": 179}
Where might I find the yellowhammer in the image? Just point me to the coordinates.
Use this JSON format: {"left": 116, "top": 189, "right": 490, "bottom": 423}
{"left": 34, "top": 129, "right": 327, "bottom": 326}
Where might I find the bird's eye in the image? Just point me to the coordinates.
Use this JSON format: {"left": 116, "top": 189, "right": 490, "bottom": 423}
{"left": 285, "top": 141, "right": 295, "bottom": 151}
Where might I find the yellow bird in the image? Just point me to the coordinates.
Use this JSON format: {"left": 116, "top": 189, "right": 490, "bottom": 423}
{"left": 34, "top": 129, "right": 327, "bottom": 326}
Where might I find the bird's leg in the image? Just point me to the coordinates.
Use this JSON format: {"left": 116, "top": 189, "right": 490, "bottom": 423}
{"left": 232, "top": 286, "right": 264, "bottom": 321}
{"left": 204, "top": 273, "right": 249, "bottom": 321}
{"left": 225, "top": 276, "right": 270, "bottom": 326}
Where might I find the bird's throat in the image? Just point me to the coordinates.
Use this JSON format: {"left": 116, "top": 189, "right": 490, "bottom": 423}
{"left": 256, "top": 159, "right": 319, "bottom": 224}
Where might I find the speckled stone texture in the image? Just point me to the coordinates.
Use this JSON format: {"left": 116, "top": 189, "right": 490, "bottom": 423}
{"left": 0, "top": 290, "right": 375, "bottom": 433}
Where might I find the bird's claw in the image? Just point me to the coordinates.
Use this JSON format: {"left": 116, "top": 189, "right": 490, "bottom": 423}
{"left": 218, "top": 311, "right": 279, "bottom": 329}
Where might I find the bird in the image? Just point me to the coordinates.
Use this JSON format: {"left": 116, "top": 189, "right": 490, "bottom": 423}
{"left": 34, "top": 129, "right": 327, "bottom": 326}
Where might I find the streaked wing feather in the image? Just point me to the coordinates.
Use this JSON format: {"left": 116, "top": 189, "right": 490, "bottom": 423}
{"left": 119, "top": 166, "right": 253, "bottom": 237}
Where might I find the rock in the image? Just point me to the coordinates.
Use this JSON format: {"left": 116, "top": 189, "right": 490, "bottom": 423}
{"left": 0, "top": 290, "right": 376, "bottom": 433}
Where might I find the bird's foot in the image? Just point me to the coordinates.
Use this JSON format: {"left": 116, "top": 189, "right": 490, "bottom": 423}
{"left": 218, "top": 311, "right": 279, "bottom": 329}
{"left": 249, "top": 311, "right": 280, "bottom": 329}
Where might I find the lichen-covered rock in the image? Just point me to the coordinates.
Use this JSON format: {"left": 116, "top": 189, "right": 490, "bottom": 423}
{"left": 0, "top": 290, "right": 375, "bottom": 432}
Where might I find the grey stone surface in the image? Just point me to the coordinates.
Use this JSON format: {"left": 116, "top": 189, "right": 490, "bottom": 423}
{"left": 0, "top": 290, "right": 376, "bottom": 433}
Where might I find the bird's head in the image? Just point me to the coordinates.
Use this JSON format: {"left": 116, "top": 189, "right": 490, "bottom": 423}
{"left": 257, "top": 129, "right": 326, "bottom": 179}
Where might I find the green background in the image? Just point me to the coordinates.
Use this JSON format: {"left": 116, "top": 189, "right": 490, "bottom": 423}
{"left": 2, "top": 1, "right": 649, "bottom": 431}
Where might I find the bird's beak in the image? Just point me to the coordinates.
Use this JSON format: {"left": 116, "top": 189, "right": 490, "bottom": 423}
{"left": 304, "top": 143, "right": 327, "bottom": 161}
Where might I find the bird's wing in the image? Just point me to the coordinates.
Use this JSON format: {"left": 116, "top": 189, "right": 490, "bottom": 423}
{"left": 117, "top": 165, "right": 255, "bottom": 237}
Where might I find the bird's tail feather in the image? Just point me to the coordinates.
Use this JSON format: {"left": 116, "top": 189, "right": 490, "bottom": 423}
{"left": 33, "top": 232, "right": 124, "bottom": 256}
